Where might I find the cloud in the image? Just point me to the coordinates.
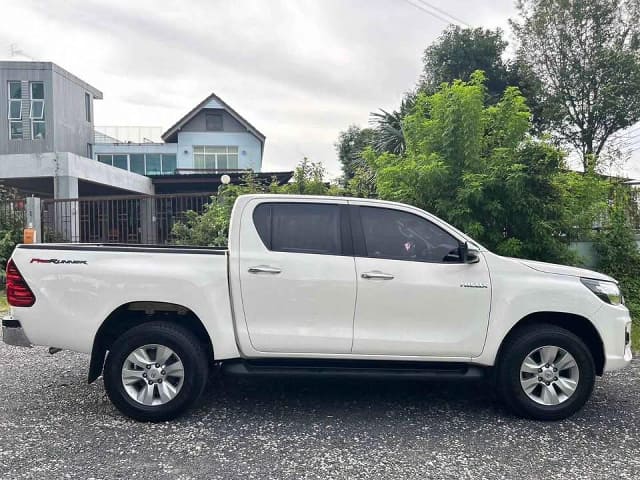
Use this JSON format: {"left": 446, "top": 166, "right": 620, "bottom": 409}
{"left": 2, "top": 0, "right": 521, "bottom": 178}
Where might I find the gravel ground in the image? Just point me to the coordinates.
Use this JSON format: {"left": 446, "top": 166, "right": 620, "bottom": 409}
{"left": 0, "top": 340, "right": 639, "bottom": 480}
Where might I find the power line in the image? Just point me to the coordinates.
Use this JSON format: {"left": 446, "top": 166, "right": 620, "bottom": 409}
{"left": 401, "top": 0, "right": 468, "bottom": 27}
{"left": 415, "top": 0, "right": 470, "bottom": 27}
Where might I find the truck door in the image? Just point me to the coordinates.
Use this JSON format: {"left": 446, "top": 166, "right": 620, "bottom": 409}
{"left": 349, "top": 203, "right": 491, "bottom": 357}
{"left": 238, "top": 199, "right": 356, "bottom": 354}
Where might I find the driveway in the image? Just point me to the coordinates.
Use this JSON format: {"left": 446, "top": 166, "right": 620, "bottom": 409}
{"left": 0, "top": 341, "right": 638, "bottom": 479}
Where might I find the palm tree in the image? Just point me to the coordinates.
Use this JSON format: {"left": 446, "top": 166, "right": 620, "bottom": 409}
{"left": 369, "top": 93, "right": 416, "bottom": 155}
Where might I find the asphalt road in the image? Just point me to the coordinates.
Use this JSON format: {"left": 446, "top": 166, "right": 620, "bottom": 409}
{"left": 1, "top": 340, "right": 639, "bottom": 480}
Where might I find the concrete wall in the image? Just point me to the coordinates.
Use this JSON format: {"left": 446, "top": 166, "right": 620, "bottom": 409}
{"left": 0, "top": 152, "right": 154, "bottom": 196}
{"left": 177, "top": 131, "right": 262, "bottom": 171}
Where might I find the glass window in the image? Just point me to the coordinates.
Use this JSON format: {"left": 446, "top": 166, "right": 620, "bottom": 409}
{"left": 32, "top": 121, "right": 45, "bottom": 139}
{"left": 192, "top": 145, "right": 239, "bottom": 171}
{"left": 217, "top": 154, "right": 228, "bottom": 170}
{"left": 9, "top": 81, "right": 21, "bottom": 99}
{"left": 30, "top": 82, "right": 44, "bottom": 99}
{"left": 253, "top": 203, "right": 341, "bottom": 255}
{"left": 162, "top": 154, "right": 176, "bottom": 174}
{"left": 9, "top": 100, "right": 21, "bottom": 119}
{"left": 87, "top": 143, "right": 93, "bottom": 158}
{"left": 205, "top": 114, "right": 223, "bottom": 131}
{"left": 9, "top": 121, "right": 22, "bottom": 140}
{"left": 359, "top": 207, "right": 462, "bottom": 263}
{"left": 30, "top": 82, "right": 45, "bottom": 139}
{"left": 130, "top": 154, "right": 145, "bottom": 174}
{"left": 8, "top": 81, "right": 22, "bottom": 124}
{"left": 30, "top": 100, "right": 44, "bottom": 119}
{"left": 97, "top": 154, "right": 112, "bottom": 165}
{"left": 113, "top": 154, "right": 128, "bottom": 170}
{"left": 146, "top": 154, "right": 161, "bottom": 175}
{"left": 85, "top": 92, "right": 91, "bottom": 122}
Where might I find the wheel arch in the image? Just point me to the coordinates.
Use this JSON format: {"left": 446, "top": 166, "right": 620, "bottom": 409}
{"left": 494, "top": 311, "right": 605, "bottom": 376}
{"left": 88, "top": 301, "right": 215, "bottom": 384}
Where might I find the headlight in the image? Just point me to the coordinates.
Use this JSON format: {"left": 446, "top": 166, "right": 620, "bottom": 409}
{"left": 580, "top": 278, "right": 624, "bottom": 305}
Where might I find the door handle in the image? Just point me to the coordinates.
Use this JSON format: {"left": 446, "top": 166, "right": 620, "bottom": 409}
{"left": 248, "top": 265, "right": 282, "bottom": 274}
{"left": 361, "top": 271, "right": 394, "bottom": 280}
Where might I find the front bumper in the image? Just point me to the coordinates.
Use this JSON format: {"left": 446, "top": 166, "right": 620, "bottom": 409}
{"left": 1, "top": 317, "right": 32, "bottom": 348}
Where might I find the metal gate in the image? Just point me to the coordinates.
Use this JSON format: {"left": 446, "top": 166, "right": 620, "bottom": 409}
{"left": 41, "top": 192, "right": 216, "bottom": 244}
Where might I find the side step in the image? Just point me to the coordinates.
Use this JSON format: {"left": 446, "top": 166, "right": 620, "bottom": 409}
{"left": 220, "top": 358, "right": 486, "bottom": 381}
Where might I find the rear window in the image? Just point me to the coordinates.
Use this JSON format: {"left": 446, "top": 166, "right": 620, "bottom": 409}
{"left": 253, "top": 203, "right": 341, "bottom": 255}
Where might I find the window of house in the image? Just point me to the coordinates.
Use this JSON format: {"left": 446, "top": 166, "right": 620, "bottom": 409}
{"left": 30, "top": 82, "right": 45, "bottom": 139}
{"left": 205, "top": 113, "right": 223, "bottom": 131}
{"left": 85, "top": 92, "right": 91, "bottom": 122}
{"left": 162, "top": 154, "right": 177, "bottom": 174}
{"left": 193, "top": 145, "right": 239, "bottom": 170}
{"left": 97, "top": 154, "right": 112, "bottom": 165}
{"left": 8, "top": 81, "right": 22, "bottom": 140}
{"left": 113, "top": 154, "right": 128, "bottom": 170}
{"left": 253, "top": 203, "right": 342, "bottom": 255}
{"left": 145, "top": 154, "right": 162, "bottom": 175}
{"left": 87, "top": 143, "right": 93, "bottom": 159}
{"left": 130, "top": 154, "right": 145, "bottom": 175}
{"left": 358, "top": 207, "right": 462, "bottom": 263}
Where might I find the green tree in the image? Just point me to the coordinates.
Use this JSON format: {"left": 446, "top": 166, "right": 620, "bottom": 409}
{"left": 372, "top": 72, "right": 604, "bottom": 263}
{"left": 171, "top": 172, "right": 271, "bottom": 246}
{"left": 421, "top": 26, "right": 511, "bottom": 100}
{"left": 369, "top": 93, "right": 416, "bottom": 155}
{"left": 280, "top": 157, "right": 331, "bottom": 195}
{"left": 334, "top": 125, "right": 374, "bottom": 184}
{"left": 593, "top": 188, "right": 640, "bottom": 328}
{"left": 512, "top": 0, "right": 640, "bottom": 171}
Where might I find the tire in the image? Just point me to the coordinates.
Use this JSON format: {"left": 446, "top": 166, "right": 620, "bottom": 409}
{"left": 496, "top": 324, "right": 595, "bottom": 421}
{"left": 103, "top": 321, "right": 209, "bottom": 422}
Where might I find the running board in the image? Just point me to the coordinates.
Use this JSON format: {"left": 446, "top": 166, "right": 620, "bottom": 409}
{"left": 220, "top": 359, "right": 486, "bottom": 381}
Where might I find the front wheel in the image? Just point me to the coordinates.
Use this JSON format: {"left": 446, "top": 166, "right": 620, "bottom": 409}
{"left": 103, "top": 321, "right": 209, "bottom": 422}
{"left": 496, "top": 324, "right": 595, "bottom": 421}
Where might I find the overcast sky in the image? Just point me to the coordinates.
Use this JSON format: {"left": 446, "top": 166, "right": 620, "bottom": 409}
{"left": 2, "top": 0, "right": 638, "bottom": 179}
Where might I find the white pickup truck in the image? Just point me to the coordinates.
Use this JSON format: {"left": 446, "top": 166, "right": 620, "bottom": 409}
{"left": 2, "top": 194, "right": 632, "bottom": 421}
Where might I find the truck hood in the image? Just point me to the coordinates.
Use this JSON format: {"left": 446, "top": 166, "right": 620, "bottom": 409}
{"left": 518, "top": 259, "right": 616, "bottom": 283}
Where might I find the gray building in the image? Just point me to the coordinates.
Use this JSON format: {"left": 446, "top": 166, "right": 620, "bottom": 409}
{"left": 1, "top": 61, "right": 102, "bottom": 158}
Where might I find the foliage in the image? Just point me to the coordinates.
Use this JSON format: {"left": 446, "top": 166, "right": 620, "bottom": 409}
{"left": 171, "top": 159, "right": 343, "bottom": 246}
{"left": 421, "top": 26, "right": 510, "bottom": 100}
{"left": 0, "top": 187, "right": 24, "bottom": 270}
{"left": 279, "top": 158, "right": 332, "bottom": 195}
{"left": 334, "top": 125, "right": 375, "bottom": 185}
{"left": 171, "top": 172, "right": 272, "bottom": 247}
{"left": 512, "top": 0, "right": 640, "bottom": 171}
{"left": 371, "top": 72, "right": 605, "bottom": 263}
{"left": 369, "top": 93, "right": 416, "bottom": 155}
{"left": 593, "top": 188, "right": 640, "bottom": 343}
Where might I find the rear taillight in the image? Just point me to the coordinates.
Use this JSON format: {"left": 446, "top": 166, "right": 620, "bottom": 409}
{"left": 6, "top": 259, "right": 35, "bottom": 307}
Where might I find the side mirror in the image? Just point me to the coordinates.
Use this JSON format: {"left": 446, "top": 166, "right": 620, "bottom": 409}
{"left": 460, "top": 241, "right": 480, "bottom": 264}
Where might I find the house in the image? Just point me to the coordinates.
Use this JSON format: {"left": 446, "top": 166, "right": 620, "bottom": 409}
{"left": 0, "top": 61, "right": 291, "bottom": 198}
{"left": 0, "top": 61, "right": 292, "bottom": 243}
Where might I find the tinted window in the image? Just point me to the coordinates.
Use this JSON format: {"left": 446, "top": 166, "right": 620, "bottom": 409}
{"left": 359, "top": 207, "right": 461, "bottom": 263}
{"left": 253, "top": 203, "right": 341, "bottom": 255}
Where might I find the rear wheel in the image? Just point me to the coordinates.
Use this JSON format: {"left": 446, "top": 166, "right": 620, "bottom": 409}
{"left": 103, "top": 321, "right": 209, "bottom": 422}
{"left": 496, "top": 324, "right": 595, "bottom": 421}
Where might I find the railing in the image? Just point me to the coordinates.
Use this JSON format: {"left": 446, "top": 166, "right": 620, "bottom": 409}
{"left": 41, "top": 192, "right": 216, "bottom": 244}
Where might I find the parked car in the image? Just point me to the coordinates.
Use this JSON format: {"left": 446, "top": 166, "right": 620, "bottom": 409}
{"left": 2, "top": 194, "right": 632, "bottom": 421}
